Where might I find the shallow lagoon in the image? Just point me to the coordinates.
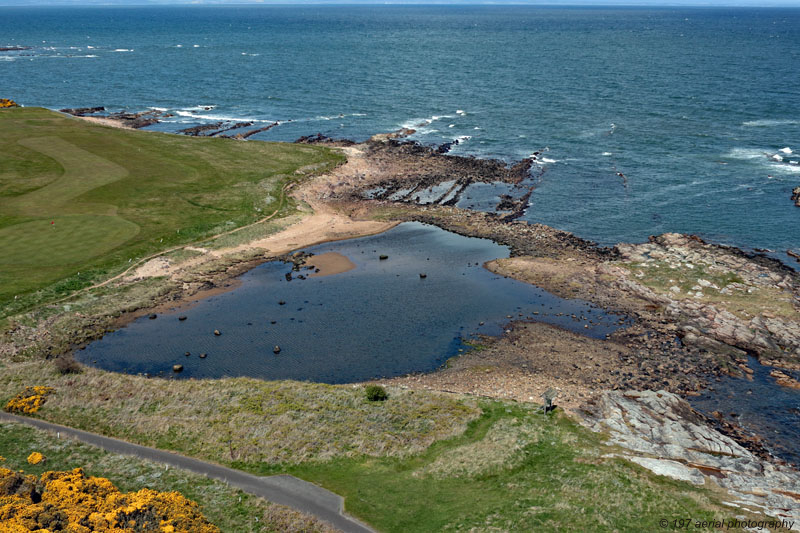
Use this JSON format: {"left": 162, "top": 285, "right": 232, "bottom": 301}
{"left": 78, "top": 223, "right": 624, "bottom": 383}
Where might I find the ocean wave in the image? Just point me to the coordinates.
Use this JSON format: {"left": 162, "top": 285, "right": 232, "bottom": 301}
{"left": 310, "top": 113, "right": 367, "bottom": 121}
{"left": 112, "top": 49, "right": 133, "bottom": 52}
{"left": 400, "top": 114, "right": 454, "bottom": 129}
{"left": 725, "top": 148, "right": 770, "bottom": 160}
{"left": 771, "top": 163, "right": 800, "bottom": 174}
{"left": 174, "top": 110, "right": 273, "bottom": 123}
{"left": 742, "top": 119, "right": 800, "bottom": 127}
{"left": 180, "top": 105, "right": 216, "bottom": 112}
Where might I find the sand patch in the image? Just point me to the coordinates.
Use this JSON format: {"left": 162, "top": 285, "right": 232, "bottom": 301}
{"left": 307, "top": 252, "right": 356, "bottom": 277}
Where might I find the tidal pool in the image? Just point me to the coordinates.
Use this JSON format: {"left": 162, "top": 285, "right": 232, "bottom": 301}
{"left": 690, "top": 356, "right": 800, "bottom": 466}
{"left": 77, "top": 223, "right": 624, "bottom": 383}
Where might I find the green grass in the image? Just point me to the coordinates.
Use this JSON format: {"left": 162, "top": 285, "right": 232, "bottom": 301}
{"left": 0, "top": 421, "right": 337, "bottom": 532}
{"left": 0, "top": 360, "right": 481, "bottom": 466}
{"left": 0, "top": 107, "right": 344, "bottom": 313}
{"left": 0, "top": 360, "right": 782, "bottom": 533}
{"left": 286, "top": 404, "right": 776, "bottom": 532}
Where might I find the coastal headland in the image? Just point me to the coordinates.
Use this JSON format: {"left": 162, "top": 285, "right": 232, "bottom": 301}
{"left": 2, "top": 107, "right": 799, "bottom": 530}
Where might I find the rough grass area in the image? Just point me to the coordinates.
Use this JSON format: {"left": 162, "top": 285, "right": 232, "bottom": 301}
{"left": 0, "top": 361, "right": 783, "bottom": 532}
{"left": 0, "top": 107, "right": 344, "bottom": 313}
{"left": 621, "top": 261, "right": 796, "bottom": 320}
{"left": 0, "top": 421, "right": 337, "bottom": 533}
{"left": 289, "top": 403, "right": 783, "bottom": 533}
{"left": 0, "top": 360, "right": 480, "bottom": 466}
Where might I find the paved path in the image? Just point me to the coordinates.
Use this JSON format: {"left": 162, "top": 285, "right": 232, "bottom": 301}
{"left": 0, "top": 412, "right": 375, "bottom": 533}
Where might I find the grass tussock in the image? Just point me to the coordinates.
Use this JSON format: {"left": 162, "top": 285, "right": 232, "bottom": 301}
{"left": 416, "top": 416, "right": 544, "bottom": 479}
{"left": 0, "top": 361, "right": 480, "bottom": 466}
{"left": 0, "top": 421, "right": 338, "bottom": 533}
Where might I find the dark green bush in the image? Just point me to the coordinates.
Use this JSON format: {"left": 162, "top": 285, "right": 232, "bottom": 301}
{"left": 365, "top": 385, "right": 388, "bottom": 402}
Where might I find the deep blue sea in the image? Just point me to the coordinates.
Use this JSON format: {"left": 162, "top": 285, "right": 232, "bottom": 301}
{"left": 2, "top": 5, "right": 799, "bottom": 253}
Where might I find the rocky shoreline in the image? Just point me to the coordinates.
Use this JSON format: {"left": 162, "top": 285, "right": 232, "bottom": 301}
{"left": 3, "top": 124, "right": 800, "bottom": 522}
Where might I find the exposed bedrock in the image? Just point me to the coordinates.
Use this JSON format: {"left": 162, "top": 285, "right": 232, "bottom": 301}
{"left": 59, "top": 106, "right": 105, "bottom": 116}
{"left": 613, "top": 233, "right": 800, "bottom": 368}
{"left": 582, "top": 390, "right": 800, "bottom": 525}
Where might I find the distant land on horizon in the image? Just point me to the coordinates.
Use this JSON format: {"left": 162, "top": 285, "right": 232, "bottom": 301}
{"left": 2, "top": 1, "right": 800, "bottom": 7}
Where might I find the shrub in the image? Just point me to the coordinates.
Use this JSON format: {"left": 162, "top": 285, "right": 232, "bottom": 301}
{"left": 0, "top": 98, "right": 18, "bottom": 108}
{"left": 365, "top": 385, "right": 388, "bottom": 402}
{"left": 4, "top": 386, "right": 55, "bottom": 414}
{"left": 0, "top": 467, "right": 219, "bottom": 532}
{"left": 27, "top": 452, "right": 45, "bottom": 465}
{"left": 54, "top": 355, "right": 83, "bottom": 375}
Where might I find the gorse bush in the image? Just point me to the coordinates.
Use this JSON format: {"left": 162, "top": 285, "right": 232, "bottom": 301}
{"left": 0, "top": 98, "right": 18, "bottom": 108}
{"left": 4, "top": 386, "right": 55, "bottom": 414}
{"left": 0, "top": 467, "right": 219, "bottom": 532}
{"left": 365, "top": 385, "right": 388, "bottom": 402}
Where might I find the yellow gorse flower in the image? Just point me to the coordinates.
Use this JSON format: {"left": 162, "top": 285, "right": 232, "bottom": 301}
{"left": 0, "top": 467, "right": 219, "bottom": 532}
{"left": 4, "top": 386, "right": 55, "bottom": 415}
{"left": 26, "top": 452, "right": 44, "bottom": 465}
{"left": 0, "top": 98, "right": 18, "bottom": 108}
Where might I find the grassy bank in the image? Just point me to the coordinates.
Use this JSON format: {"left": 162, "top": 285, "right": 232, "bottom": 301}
{"left": 0, "top": 421, "right": 337, "bottom": 532}
{"left": 0, "top": 361, "right": 480, "bottom": 466}
{"left": 1, "top": 360, "right": 782, "bottom": 532}
{"left": 288, "top": 403, "right": 772, "bottom": 532}
{"left": 0, "top": 107, "right": 343, "bottom": 315}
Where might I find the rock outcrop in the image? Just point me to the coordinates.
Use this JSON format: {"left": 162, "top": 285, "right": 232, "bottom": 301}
{"left": 613, "top": 233, "right": 800, "bottom": 368}
{"left": 582, "top": 390, "right": 800, "bottom": 526}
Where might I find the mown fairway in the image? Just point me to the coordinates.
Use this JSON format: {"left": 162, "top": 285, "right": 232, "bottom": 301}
{"left": 0, "top": 107, "right": 343, "bottom": 310}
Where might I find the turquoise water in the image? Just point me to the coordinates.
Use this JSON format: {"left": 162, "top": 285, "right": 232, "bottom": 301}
{"left": 3, "top": 5, "right": 799, "bottom": 252}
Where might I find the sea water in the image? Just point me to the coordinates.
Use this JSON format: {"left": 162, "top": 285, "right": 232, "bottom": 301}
{"left": 2, "top": 5, "right": 799, "bottom": 252}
